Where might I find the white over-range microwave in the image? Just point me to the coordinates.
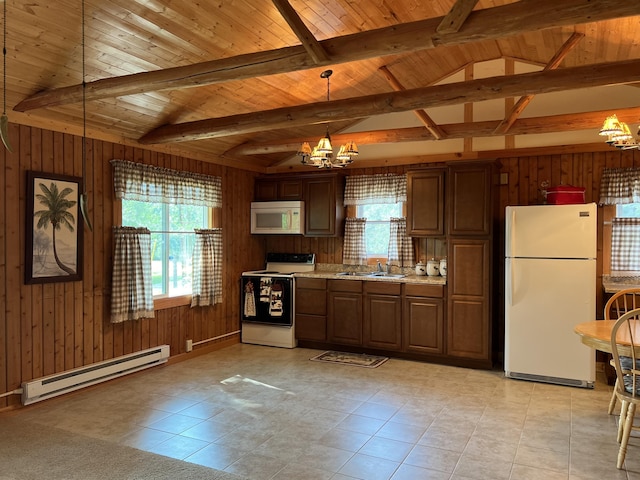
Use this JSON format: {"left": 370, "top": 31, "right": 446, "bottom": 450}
{"left": 250, "top": 201, "right": 305, "bottom": 235}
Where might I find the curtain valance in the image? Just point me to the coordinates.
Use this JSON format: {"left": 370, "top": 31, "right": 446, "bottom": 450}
{"left": 344, "top": 174, "right": 407, "bottom": 205}
{"left": 111, "top": 159, "right": 222, "bottom": 208}
{"left": 599, "top": 167, "right": 640, "bottom": 205}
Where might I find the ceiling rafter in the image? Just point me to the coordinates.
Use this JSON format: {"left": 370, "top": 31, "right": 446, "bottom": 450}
{"left": 13, "top": 0, "right": 640, "bottom": 112}
{"left": 378, "top": 65, "right": 446, "bottom": 140}
{"left": 271, "top": 0, "right": 328, "bottom": 64}
{"left": 138, "top": 59, "right": 640, "bottom": 144}
{"left": 494, "top": 31, "right": 585, "bottom": 135}
{"left": 436, "top": 0, "right": 480, "bottom": 34}
{"left": 226, "top": 106, "right": 640, "bottom": 157}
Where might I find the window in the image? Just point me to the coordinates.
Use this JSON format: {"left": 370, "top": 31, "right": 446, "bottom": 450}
{"left": 122, "top": 200, "right": 209, "bottom": 298}
{"left": 617, "top": 203, "right": 640, "bottom": 218}
{"left": 357, "top": 202, "right": 403, "bottom": 257}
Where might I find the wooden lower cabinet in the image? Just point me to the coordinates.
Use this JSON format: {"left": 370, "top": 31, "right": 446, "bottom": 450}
{"left": 447, "top": 238, "right": 491, "bottom": 361}
{"left": 364, "top": 282, "right": 402, "bottom": 351}
{"left": 295, "top": 277, "right": 327, "bottom": 342}
{"left": 328, "top": 280, "right": 363, "bottom": 345}
{"left": 447, "top": 297, "right": 488, "bottom": 359}
{"left": 296, "top": 274, "right": 491, "bottom": 368}
{"left": 403, "top": 297, "right": 444, "bottom": 355}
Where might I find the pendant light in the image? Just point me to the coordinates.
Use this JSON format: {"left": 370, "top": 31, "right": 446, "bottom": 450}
{"left": 79, "top": 0, "right": 92, "bottom": 230}
{"left": 599, "top": 114, "right": 640, "bottom": 150}
{"left": 297, "top": 70, "right": 358, "bottom": 168}
{"left": 1, "top": 0, "right": 11, "bottom": 152}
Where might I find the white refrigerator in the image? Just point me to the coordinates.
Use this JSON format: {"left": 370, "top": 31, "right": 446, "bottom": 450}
{"left": 504, "top": 203, "right": 597, "bottom": 388}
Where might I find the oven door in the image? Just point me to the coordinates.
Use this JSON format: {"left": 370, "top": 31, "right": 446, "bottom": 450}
{"left": 241, "top": 275, "right": 293, "bottom": 326}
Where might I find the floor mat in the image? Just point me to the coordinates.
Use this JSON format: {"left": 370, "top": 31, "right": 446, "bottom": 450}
{"left": 310, "top": 350, "right": 389, "bottom": 368}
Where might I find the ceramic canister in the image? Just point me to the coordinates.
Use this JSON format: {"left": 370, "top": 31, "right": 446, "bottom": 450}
{"left": 415, "top": 262, "right": 426, "bottom": 276}
{"left": 426, "top": 259, "right": 439, "bottom": 276}
{"left": 439, "top": 258, "right": 447, "bottom": 276}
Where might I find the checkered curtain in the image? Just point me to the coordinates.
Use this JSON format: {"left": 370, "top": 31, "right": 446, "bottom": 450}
{"left": 599, "top": 167, "right": 640, "bottom": 205}
{"left": 611, "top": 218, "right": 640, "bottom": 275}
{"left": 344, "top": 174, "right": 407, "bottom": 205}
{"left": 388, "top": 217, "right": 414, "bottom": 267}
{"left": 111, "top": 227, "right": 154, "bottom": 323}
{"left": 111, "top": 159, "right": 222, "bottom": 207}
{"left": 343, "top": 218, "right": 367, "bottom": 265}
{"left": 191, "top": 229, "right": 223, "bottom": 307}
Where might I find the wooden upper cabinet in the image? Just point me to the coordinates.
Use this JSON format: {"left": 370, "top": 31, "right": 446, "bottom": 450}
{"left": 254, "top": 177, "right": 302, "bottom": 201}
{"left": 254, "top": 173, "right": 343, "bottom": 236}
{"left": 407, "top": 169, "right": 445, "bottom": 236}
{"left": 447, "top": 164, "right": 492, "bottom": 236}
{"left": 279, "top": 179, "right": 303, "bottom": 200}
{"left": 254, "top": 179, "right": 279, "bottom": 201}
{"left": 304, "top": 174, "right": 344, "bottom": 237}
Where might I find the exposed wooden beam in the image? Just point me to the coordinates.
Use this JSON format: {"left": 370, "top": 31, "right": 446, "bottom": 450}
{"left": 228, "top": 106, "right": 640, "bottom": 156}
{"left": 14, "top": 0, "right": 640, "bottom": 112}
{"left": 271, "top": 0, "right": 328, "bottom": 64}
{"left": 494, "top": 32, "right": 585, "bottom": 135}
{"left": 378, "top": 66, "right": 446, "bottom": 140}
{"left": 437, "top": 0, "right": 479, "bottom": 34}
{"left": 138, "top": 59, "right": 640, "bottom": 144}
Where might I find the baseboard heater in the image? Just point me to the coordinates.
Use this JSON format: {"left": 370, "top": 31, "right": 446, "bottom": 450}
{"left": 21, "top": 345, "right": 170, "bottom": 405}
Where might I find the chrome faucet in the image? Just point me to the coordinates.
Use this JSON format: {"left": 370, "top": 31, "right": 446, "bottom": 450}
{"left": 377, "top": 261, "right": 383, "bottom": 272}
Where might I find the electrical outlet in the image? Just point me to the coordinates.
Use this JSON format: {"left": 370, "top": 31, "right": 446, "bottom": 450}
{"left": 185, "top": 339, "right": 193, "bottom": 352}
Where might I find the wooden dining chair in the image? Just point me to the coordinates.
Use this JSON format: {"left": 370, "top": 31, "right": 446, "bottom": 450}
{"left": 610, "top": 307, "right": 640, "bottom": 469}
{"left": 606, "top": 288, "right": 640, "bottom": 415}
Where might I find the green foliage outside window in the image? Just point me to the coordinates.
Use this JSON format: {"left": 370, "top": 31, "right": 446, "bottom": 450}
{"left": 358, "top": 202, "right": 402, "bottom": 257}
{"left": 122, "top": 200, "right": 208, "bottom": 297}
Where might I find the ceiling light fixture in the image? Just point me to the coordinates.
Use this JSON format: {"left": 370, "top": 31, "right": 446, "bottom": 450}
{"left": 297, "top": 70, "right": 358, "bottom": 168}
{"left": 599, "top": 114, "right": 640, "bottom": 150}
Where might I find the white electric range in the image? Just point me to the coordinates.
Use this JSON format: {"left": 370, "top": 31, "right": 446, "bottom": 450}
{"left": 241, "top": 253, "right": 315, "bottom": 348}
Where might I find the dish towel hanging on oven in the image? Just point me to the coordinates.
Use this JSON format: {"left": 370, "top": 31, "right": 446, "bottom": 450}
{"left": 243, "top": 280, "right": 256, "bottom": 317}
{"left": 269, "top": 282, "right": 283, "bottom": 316}
{"left": 259, "top": 277, "right": 272, "bottom": 303}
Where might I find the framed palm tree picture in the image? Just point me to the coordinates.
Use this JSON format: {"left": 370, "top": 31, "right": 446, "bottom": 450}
{"left": 25, "top": 171, "right": 83, "bottom": 284}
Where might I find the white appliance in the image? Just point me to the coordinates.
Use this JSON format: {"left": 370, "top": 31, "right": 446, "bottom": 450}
{"left": 504, "top": 203, "right": 597, "bottom": 388}
{"left": 250, "top": 201, "right": 305, "bottom": 235}
{"left": 241, "top": 253, "right": 315, "bottom": 348}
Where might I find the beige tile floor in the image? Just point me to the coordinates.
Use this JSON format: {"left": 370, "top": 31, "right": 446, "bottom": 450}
{"left": 7, "top": 343, "right": 640, "bottom": 480}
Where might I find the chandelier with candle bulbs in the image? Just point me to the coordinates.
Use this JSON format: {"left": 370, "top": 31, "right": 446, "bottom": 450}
{"left": 599, "top": 114, "right": 640, "bottom": 150}
{"left": 297, "top": 70, "right": 359, "bottom": 168}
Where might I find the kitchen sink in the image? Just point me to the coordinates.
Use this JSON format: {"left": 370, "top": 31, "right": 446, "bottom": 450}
{"left": 336, "top": 271, "right": 406, "bottom": 278}
{"left": 336, "top": 271, "right": 374, "bottom": 277}
{"left": 369, "top": 272, "right": 406, "bottom": 278}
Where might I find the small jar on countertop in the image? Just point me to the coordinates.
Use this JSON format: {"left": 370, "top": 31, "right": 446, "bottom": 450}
{"left": 439, "top": 257, "right": 447, "bottom": 276}
{"left": 415, "top": 262, "right": 426, "bottom": 276}
{"left": 426, "top": 258, "right": 439, "bottom": 276}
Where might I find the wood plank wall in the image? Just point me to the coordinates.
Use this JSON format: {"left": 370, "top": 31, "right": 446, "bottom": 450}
{"left": 3, "top": 121, "right": 639, "bottom": 408}
{"left": 0, "top": 123, "right": 265, "bottom": 408}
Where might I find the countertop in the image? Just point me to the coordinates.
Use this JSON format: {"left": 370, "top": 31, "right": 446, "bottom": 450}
{"left": 295, "top": 265, "right": 447, "bottom": 285}
{"left": 602, "top": 275, "right": 640, "bottom": 293}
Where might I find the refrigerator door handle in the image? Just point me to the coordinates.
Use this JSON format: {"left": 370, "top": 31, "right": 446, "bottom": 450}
{"left": 509, "top": 208, "right": 516, "bottom": 257}
{"left": 508, "top": 259, "right": 514, "bottom": 306}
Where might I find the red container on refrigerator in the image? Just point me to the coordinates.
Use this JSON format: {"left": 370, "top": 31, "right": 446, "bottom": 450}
{"left": 546, "top": 185, "right": 585, "bottom": 205}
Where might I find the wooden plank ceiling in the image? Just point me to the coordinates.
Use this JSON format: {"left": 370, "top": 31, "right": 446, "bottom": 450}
{"left": 5, "top": 0, "right": 640, "bottom": 173}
